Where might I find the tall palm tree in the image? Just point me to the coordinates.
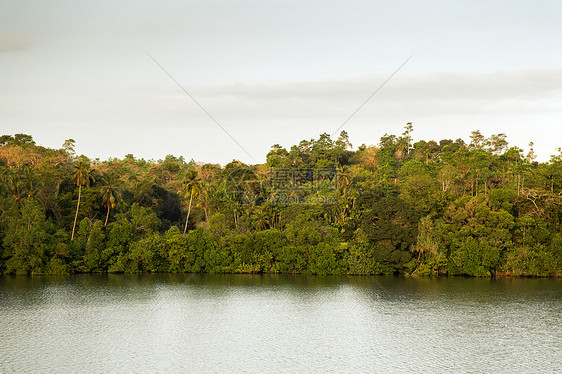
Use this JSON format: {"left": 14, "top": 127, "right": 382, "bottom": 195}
{"left": 100, "top": 173, "right": 120, "bottom": 226}
{"left": 71, "top": 158, "right": 93, "bottom": 241}
{"left": 182, "top": 170, "right": 201, "bottom": 235}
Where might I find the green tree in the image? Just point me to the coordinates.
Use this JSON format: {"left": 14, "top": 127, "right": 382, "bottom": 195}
{"left": 336, "top": 165, "right": 351, "bottom": 197}
{"left": 357, "top": 192, "right": 420, "bottom": 273}
{"left": 84, "top": 221, "right": 105, "bottom": 272}
{"left": 1, "top": 198, "right": 52, "bottom": 275}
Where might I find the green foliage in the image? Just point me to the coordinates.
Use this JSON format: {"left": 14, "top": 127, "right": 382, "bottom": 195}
{"left": 358, "top": 194, "right": 420, "bottom": 273}
{"left": 448, "top": 236, "right": 501, "bottom": 277}
{"left": 128, "top": 233, "right": 165, "bottom": 273}
{"left": 1, "top": 198, "right": 53, "bottom": 275}
{"left": 412, "top": 217, "right": 447, "bottom": 276}
{"left": 0, "top": 130, "right": 561, "bottom": 277}
{"left": 440, "top": 195, "right": 515, "bottom": 276}
{"left": 84, "top": 221, "right": 105, "bottom": 272}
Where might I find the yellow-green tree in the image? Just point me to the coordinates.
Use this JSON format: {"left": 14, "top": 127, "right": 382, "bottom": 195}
{"left": 182, "top": 170, "right": 201, "bottom": 235}
{"left": 71, "top": 157, "right": 93, "bottom": 241}
{"left": 100, "top": 173, "right": 120, "bottom": 226}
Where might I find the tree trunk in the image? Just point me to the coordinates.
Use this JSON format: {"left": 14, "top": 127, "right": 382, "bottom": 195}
{"left": 104, "top": 202, "right": 110, "bottom": 226}
{"left": 203, "top": 207, "right": 209, "bottom": 223}
{"left": 71, "top": 184, "right": 81, "bottom": 241}
{"left": 183, "top": 190, "right": 193, "bottom": 236}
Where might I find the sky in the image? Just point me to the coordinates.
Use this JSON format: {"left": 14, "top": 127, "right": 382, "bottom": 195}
{"left": 1, "top": 0, "right": 561, "bottom": 164}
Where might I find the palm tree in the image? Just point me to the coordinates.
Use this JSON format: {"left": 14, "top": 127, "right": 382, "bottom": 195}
{"left": 2, "top": 166, "right": 41, "bottom": 204}
{"left": 337, "top": 165, "right": 351, "bottom": 197}
{"left": 100, "top": 173, "right": 120, "bottom": 225}
{"left": 412, "top": 216, "right": 438, "bottom": 274}
{"left": 22, "top": 166, "right": 39, "bottom": 199}
{"left": 182, "top": 170, "right": 201, "bottom": 235}
{"left": 198, "top": 184, "right": 210, "bottom": 223}
{"left": 253, "top": 206, "right": 269, "bottom": 231}
{"left": 3, "top": 170, "right": 25, "bottom": 203}
{"left": 71, "top": 158, "right": 93, "bottom": 241}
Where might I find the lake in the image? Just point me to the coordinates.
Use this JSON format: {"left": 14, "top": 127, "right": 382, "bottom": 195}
{"left": 1, "top": 274, "right": 561, "bottom": 373}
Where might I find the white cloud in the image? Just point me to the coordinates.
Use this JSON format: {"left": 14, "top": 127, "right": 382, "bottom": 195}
{"left": 159, "top": 68, "right": 562, "bottom": 121}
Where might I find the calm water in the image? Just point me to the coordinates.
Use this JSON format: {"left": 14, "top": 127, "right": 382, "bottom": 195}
{"left": 0, "top": 274, "right": 561, "bottom": 373}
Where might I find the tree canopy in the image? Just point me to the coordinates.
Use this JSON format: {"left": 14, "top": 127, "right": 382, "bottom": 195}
{"left": 0, "top": 127, "right": 560, "bottom": 276}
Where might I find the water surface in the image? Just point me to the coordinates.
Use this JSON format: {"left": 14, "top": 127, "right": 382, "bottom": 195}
{"left": 1, "top": 274, "right": 560, "bottom": 373}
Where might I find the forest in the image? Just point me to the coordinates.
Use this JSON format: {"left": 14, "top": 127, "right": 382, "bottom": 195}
{"left": 0, "top": 125, "right": 561, "bottom": 277}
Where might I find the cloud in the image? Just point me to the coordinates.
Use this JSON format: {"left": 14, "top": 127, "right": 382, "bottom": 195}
{"left": 0, "top": 35, "right": 31, "bottom": 53}
{"left": 155, "top": 68, "right": 562, "bottom": 122}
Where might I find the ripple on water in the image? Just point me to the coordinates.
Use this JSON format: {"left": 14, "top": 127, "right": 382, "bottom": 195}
{"left": 0, "top": 274, "right": 561, "bottom": 373}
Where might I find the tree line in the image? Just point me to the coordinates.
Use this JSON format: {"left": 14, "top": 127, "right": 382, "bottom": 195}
{"left": 0, "top": 127, "right": 561, "bottom": 276}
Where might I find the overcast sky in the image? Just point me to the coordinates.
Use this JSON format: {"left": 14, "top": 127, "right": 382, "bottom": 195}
{"left": 1, "top": 0, "right": 561, "bottom": 164}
